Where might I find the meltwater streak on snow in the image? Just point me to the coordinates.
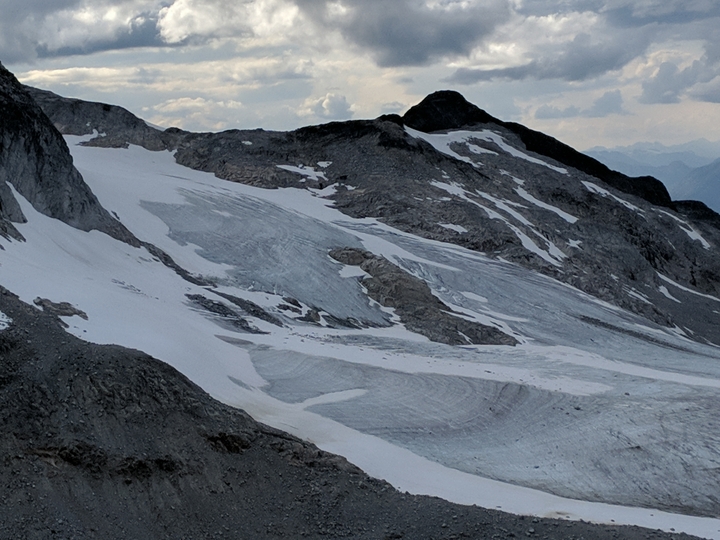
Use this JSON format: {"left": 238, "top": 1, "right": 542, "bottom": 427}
{"left": 6, "top": 139, "right": 718, "bottom": 538}
{"left": 405, "top": 127, "right": 568, "bottom": 174}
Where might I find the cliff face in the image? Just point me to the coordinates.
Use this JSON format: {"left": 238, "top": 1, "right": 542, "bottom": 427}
{"left": 24, "top": 86, "right": 181, "bottom": 152}
{"left": 0, "top": 63, "right": 137, "bottom": 245}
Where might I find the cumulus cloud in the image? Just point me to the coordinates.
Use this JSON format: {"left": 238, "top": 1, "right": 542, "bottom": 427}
{"left": 380, "top": 101, "right": 406, "bottom": 114}
{"left": 294, "top": 0, "right": 511, "bottom": 67}
{"left": 689, "top": 76, "right": 720, "bottom": 103}
{"left": 300, "top": 93, "right": 353, "bottom": 120}
{"left": 585, "top": 89, "right": 626, "bottom": 116}
{"left": 535, "top": 104, "right": 581, "bottom": 119}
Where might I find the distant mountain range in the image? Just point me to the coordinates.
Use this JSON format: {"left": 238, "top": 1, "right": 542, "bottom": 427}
{"left": 587, "top": 140, "right": 720, "bottom": 213}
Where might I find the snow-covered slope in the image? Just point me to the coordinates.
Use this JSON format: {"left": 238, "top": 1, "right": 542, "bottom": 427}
{"left": 2, "top": 135, "right": 720, "bottom": 538}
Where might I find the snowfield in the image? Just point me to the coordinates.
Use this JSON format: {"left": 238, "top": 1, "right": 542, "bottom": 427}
{"left": 1, "top": 138, "right": 720, "bottom": 539}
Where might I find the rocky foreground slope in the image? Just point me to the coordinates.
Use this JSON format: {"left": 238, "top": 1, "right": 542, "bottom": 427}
{"left": 0, "top": 288, "right": 700, "bottom": 540}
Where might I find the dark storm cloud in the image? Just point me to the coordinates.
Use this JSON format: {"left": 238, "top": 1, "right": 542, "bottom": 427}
{"left": 294, "top": 0, "right": 512, "bottom": 67}
{"left": 602, "top": 3, "right": 720, "bottom": 28}
{"left": 639, "top": 58, "right": 720, "bottom": 105}
{"left": 36, "top": 14, "right": 165, "bottom": 58}
{"left": 447, "top": 29, "right": 652, "bottom": 83}
{"left": 0, "top": 0, "right": 169, "bottom": 63}
{"left": 0, "top": 0, "right": 81, "bottom": 62}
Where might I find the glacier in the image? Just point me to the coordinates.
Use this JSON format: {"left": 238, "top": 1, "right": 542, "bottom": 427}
{"left": 1, "top": 137, "right": 720, "bottom": 539}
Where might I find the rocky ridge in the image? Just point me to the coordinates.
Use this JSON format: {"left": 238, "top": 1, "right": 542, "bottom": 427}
{"left": 330, "top": 247, "right": 517, "bottom": 346}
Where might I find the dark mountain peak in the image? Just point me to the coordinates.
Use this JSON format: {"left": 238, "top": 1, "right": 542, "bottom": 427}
{"left": 404, "top": 89, "right": 673, "bottom": 208}
{"left": 402, "top": 90, "right": 497, "bottom": 132}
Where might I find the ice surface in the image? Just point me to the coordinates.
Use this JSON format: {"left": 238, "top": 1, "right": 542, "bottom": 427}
{"left": 1, "top": 139, "right": 720, "bottom": 538}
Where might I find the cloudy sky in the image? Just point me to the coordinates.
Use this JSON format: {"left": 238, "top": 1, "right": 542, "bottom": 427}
{"left": 3, "top": 0, "right": 720, "bottom": 151}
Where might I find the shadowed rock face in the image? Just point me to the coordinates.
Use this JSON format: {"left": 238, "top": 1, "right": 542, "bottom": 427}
{"left": 0, "top": 63, "right": 137, "bottom": 245}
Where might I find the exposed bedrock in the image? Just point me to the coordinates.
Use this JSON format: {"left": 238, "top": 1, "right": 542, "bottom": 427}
{"left": 330, "top": 247, "right": 517, "bottom": 346}
{"left": 403, "top": 90, "right": 673, "bottom": 208}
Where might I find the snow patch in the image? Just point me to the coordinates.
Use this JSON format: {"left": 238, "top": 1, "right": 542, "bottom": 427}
{"left": 439, "top": 223, "right": 468, "bottom": 234}
{"left": 515, "top": 187, "right": 578, "bottom": 223}
{"left": 277, "top": 164, "right": 328, "bottom": 182}
{"left": 581, "top": 181, "right": 642, "bottom": 213}
{"left": 658, "top": 286, "right": 681, "bottom": 303}
{"left": 406, "top": 127, "right": 568, "bottom": 174}
{"left": 431, "top": 181, "right": 565, "bottom": 267}
{"left": 656, "top": 209, "right": 711, "bottom": 249}
{"left": 658, "top": 273, "right": 720, "bottom": 303}
{"left": 0, "top": 311, "right": 11, "bottom": 330}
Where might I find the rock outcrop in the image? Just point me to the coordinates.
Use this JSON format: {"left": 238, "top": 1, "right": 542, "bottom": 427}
{"left": 0, "top": 63, "right": 137, "bottom": 245}
{"left": 330, "top": 247, "right": 517, "bottom": 346}
{"left": 24, "top": 86, "right": 181, "bottom": 152}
